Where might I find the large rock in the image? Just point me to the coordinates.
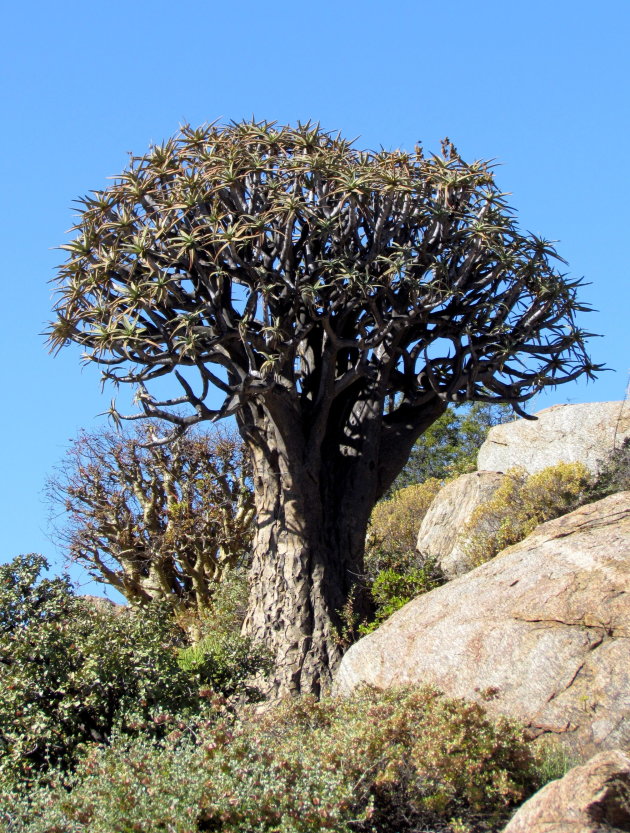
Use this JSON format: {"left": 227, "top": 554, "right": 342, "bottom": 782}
{"left": 335, "top": 492, "right": 630, "bottom": 760}
{"left": 477, "top": 401, "right": 630, "bottom": 476}
{"left": 416, "top": 471, "right": 507, "bottom": 578}
{"left": 503, "top": 749, "right": 630, "bottom": 833}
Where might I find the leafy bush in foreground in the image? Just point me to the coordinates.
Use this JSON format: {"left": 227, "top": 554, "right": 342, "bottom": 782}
{"left": 3, "top": 687, "right": 544, "bottom": 833}
{"left": 0, "top": 555, "right": 200, "bottom": 790}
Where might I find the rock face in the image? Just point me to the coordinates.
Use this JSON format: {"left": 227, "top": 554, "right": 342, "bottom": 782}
{"left": 335, "top": 492, "right": 630, "bottom": 761}
{"left": 477, "top": 401, "right": 630, "bottom": 476}
{"left": 416, "top": 471, "right": 507, "bottom": 578}
{"left": 503, "top": 749, "right": 630, "bottom": 833}
{"left": 80, "top": 595, "right": 127, "bottom": 615}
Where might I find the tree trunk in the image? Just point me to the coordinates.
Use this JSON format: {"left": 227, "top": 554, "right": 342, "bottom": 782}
{"left": 243, "top": 451, "right": 356, "bottom": 697}
{"left": 240, "top": 395, "right": 447, "bottom": 698}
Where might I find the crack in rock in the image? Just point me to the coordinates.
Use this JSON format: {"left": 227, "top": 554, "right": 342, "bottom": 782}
{"left": 511, "top": 615, "right": 617, "bottom": 638}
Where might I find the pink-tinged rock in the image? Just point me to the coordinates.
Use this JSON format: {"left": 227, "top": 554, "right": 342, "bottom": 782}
{"left": 335, "top": 493, "right": 630, "bottom": 760}
{"left": 477, "top": 401, "right": 630, "bottom": 476}
{"left": 416, "top": 470, "right": 508, "bottom": 578}
{"left": 503, "top": 750, "right": 630, "bottom": 833}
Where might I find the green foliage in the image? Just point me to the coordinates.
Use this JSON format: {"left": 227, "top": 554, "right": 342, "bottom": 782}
{"left": 176, "top": 568, "right": 272, "bottom": 701}
{"left": 464, "top": 462, "right": 593, "bottom": 567}
{"left": 178, "top": 632, "right": 272, "bottom": 701}
{"left": 342, "top": 482, "right": 445, "bottom": 642}
{"left": 359, "top": 561, "right": 444, "bottom": 636}
{"left": 395, "top": 403, "right": 513, "bottom": 490}
{"left": 4, "top": 687, "right": 544, "bottom": 833}
{"left": 0, "top": 734, "right": 207, "bottom": 833}
{"left": 197, "top": 567, "right": 250, "bottom": 634}
{"left": 531, "top": 737, "right": 579, "bottom": 786}
{"left": 338, "top": 481, "right": 447, "bottom": 642}
{"left": 0, "top": 555, "right": 200, "bottom": 790}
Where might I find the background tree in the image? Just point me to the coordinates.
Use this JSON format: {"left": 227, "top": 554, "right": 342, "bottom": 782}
{"left": 47, "top": 423, "right": 254, "bottom": 620}
{"left": 48, "top": 121, "right": 599, "bottom": 695}
{"left": 393, "top": 401, "right": 513, "bottom": 490}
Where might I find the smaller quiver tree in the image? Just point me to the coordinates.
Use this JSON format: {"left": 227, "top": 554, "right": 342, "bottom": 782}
{"left": 46, "top": 423, "right": 254, "bottom": 620}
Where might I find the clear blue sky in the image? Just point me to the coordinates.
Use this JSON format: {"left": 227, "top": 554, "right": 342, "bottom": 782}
{"left": 1, "top": 0, "right": 628, "bottom": 593}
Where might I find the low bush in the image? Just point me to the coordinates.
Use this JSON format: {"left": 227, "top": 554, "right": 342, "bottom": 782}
{"left": 463, "top": 462, "right": 592, "bottom": 567}
{"left": 0, "top": 555, "right": 271, "bottom": 795}
{"left": 335, "top": 481, "right": 446, "bottom": 642}
{"left": 3, "top": 686, "right": 544, "bottom": 833}
{"left": 177, "top": 567, "right": 273, "bottom": 701}
{"left": 178, "top": 631, "right": 272, "bottom": 701}
{"left": 365, "top": 479, "right": 442, "bottom": 578}
{"left": 175, "top": 563, "right": 251, "bottom": 640}
{"left": 358, "top": 560, "right": 444, "bottom": 635}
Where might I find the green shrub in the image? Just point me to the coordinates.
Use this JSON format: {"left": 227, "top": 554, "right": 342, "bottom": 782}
{"left": 0, "top": 732, "right": 208, "bottom": 833}
{"left": 174, "top": 561, "right": 251, "bottom": 641}
{"left": 4, "top": 687, "right": 544, "bottom": 833}
{"left": 530, "top": 736, "right": 579, "bottom": 786}
{"left": 178, "top": 631, "right": 272, "bottom": 700}
{"left": 199, "top": 567, "right": 250, "bottom": 633}
{"left": 0, "top": 555, "right": 201, "bottom": 790}
{"left": 176, "top": 567, "right": 272, "bottom": 701}
{"left": 359, "top": 560, "right": 444, "bottom": 635}
{"left": 335, "top": 481, "right": 445, "bottom": 642}
{"left": 463, "top": 462, "right": 593, "bottom": 567}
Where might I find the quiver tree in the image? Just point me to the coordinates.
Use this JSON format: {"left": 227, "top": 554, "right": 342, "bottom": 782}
{"left": 48, "top": 120, "right": 600, "bottom": 695}
{"left": 46, "top": 423, "right": 254, "bottom": 621}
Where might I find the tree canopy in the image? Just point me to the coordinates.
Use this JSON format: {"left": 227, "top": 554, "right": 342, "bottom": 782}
{"left": 46, "top": 423, "right": 253, "bottom": 618}
{"left": 49, "top": 120, "right": 598, "bottom": 452}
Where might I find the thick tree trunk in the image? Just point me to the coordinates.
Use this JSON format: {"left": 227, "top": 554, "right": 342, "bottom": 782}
{"left": 240, "top": 395, "right": 447, "bottom": 697}
{"left": 243, "top": 441, "right": 368, "bottom": 697}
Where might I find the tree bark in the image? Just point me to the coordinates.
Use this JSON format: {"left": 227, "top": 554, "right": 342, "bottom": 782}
{"left": 240, "top": 394, "right": 446, "bottom": 698}
{"left": 242, "top": 434, "right": 362, "bottom": 697}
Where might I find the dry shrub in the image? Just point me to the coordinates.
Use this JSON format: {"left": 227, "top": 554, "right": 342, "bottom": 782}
{"left": 590, "top": 437, "right": 630, "bottom": 499}
{"left": 464, "top": 462, "right": 592, "bottom": 567}
{"left": 366, "top": 479, "right": 442, "bottom": 578}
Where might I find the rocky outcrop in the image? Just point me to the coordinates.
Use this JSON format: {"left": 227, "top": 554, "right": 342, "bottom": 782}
{"left": 503, "top": 750, "right": 630, "bottom": 832}
{"left": 335, "top": 492, "right": 630, "bottom": 761}
{"left": 477, "top": 401, "right": 630, "bottom": 476}
{"left": 80, "top": 595, "right": 127, "bottom": 615}
{"left": 415, "top": 471, "right": 507, "bottom": 578}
